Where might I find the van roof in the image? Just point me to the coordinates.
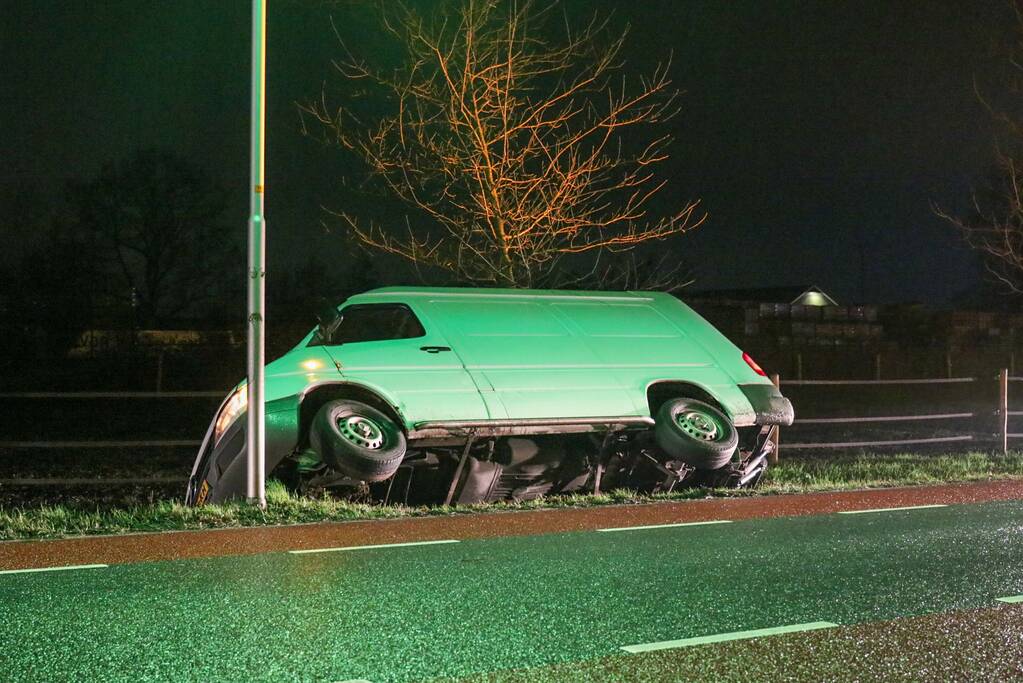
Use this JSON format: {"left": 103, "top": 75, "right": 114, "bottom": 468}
{"left": 357, "top": 286, "right": 664, "bottom": 303}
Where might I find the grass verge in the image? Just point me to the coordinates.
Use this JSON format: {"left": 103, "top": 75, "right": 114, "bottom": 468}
{"left": 2, "top": 451, "right": 1022, "bottom": 541}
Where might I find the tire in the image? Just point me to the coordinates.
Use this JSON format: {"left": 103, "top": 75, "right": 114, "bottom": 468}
{"left": 654, "top": 398, "right": 738, "bottom": 470}
{"left": 310, "top": 400, "right": 407, "bottom": 482}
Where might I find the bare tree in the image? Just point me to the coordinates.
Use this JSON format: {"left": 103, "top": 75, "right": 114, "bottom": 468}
{"left": 936, "top": 2, "right": 1023, "bottom": 292}
{"left": 556, "top": 250, "right": 694, "bottom": 292}
{"left": 301, "top": 0, "right": 704, "bottom": 287}
{"left": 65, "top": 150, "right": 237, "bottom": 325}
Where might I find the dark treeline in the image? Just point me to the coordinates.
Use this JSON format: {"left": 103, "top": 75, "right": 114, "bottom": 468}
{"left": 0, "top": 150, "right": 389, "bottom": 361}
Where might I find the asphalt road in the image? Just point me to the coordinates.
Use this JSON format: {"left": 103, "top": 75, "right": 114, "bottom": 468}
{"left": 2, "top": 499, "right": 1022, "bottom": 682}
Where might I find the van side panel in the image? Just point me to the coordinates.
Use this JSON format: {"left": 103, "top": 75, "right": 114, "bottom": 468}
{"left": 550, "top": 298, "right": 758, "bottom": 423}
{"left": 354, "top": 288, "right": 770, "bottom": 426}
{"left": 422, "top": 299, "right": 635, "bottom": 419}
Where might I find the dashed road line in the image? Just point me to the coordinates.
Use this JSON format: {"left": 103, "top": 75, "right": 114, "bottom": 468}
{"left": 289, "top": 539, "right": 460, "bottom": 555}
{"left": 837, "top": 504, "right": 948, "bottom": 515}
{"left": 620, "top": 621, "right": 839, "bottom": 653}
{"left": 996, "top": 595, "right": 1023, "bottom": 604}
{"left": 597, "top": 520, "right": 732, "bottom": 533}
{"left": 0, "top": 563, "right": 108, "bottom": 576}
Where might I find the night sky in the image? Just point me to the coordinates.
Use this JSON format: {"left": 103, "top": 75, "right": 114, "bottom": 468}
{"left": 2, "top": 0, "right": 1015, "bottom": 305}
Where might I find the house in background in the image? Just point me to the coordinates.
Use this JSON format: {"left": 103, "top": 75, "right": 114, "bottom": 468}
{"left": 691, "top": 285, "right": 839, "bottom": 308}
{"left": 684, "top": 285, "right": 882, "bottom": 347}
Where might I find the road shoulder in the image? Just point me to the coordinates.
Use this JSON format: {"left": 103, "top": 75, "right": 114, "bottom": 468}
{"left": 2, "top": 479, "right": 1022, "bottom": 570}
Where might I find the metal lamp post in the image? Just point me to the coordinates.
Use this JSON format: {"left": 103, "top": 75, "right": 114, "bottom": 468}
{"left": 246, "top": 0, "right": 267, "bottom": 508}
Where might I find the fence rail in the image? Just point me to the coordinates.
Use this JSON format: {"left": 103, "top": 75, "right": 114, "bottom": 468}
{"left": 0, "top": 477, "right": 187, "bottom": 486}
{"left": 0, "top": 371, "right": 1018, "bottom": 487}
{"left": 0, "top": 391, "right": 219, "bottom": 488}
{"left": 793, "top": 412, "right": 974, "bottom": 425}
{"left": 782, "top": 435, "right": 975, "bottom": 449}
{"left": 0, "top": 391, "right": 224, "bottom": 399}
{"left": 0, "top": 390, "right": 221, "bottom": 453}
{"left": 782, "top": 377, "right": 978, "bottom": 386}
{"left": 777, "top": 370, "right": 1013, "bottom": 454}
{"left": 0, "top": 440, "right": 202, "bottom": 449}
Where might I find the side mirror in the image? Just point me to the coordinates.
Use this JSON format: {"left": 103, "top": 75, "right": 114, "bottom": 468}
{"left": 316, "top": 302, "right": 343, "bottom": 344}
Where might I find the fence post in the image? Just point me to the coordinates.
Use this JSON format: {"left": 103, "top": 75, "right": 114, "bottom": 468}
{"left": 874, "top": 353, "right": 882, "bottom": 381}
{"left": 155, "top": 352, "right": 165, "bottom": 393}
{"left": 946, "top": 352, "right": 953, "bottom": 379}
{"left": 999, "top": 368, "right": 1009, "bottom": 454}
{"left": 796, "top": 354, "right": 803, "bottom": 382}
{"left": 769, "top": 373, "right": 780, "bottom": 465}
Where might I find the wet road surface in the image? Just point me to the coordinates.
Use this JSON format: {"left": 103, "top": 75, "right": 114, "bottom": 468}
{"left": 2, "top": 498, "right": 1022, "bottom": 682}
{"left": 447, "top": 604, "right": 1023, "bottom": 682}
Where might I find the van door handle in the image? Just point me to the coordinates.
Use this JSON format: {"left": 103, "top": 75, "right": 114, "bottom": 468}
{"left": 420, "top": 346, "right": 452, "bottom": 353}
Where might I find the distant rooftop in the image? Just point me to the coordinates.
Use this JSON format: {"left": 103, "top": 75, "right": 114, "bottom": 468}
{"left": 687, "top": 285, "right": 839, "bottom": 307}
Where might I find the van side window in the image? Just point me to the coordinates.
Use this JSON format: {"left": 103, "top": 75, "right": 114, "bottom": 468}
{"left": 330, "top": 304, "right": 426, "bottom": 344}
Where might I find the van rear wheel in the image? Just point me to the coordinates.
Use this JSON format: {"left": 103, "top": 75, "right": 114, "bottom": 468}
{"left": 654, "top": 398, "right": 738, "bottom": 470}
{"left": 311, "top": 400, "right": 407, "bottom": 482}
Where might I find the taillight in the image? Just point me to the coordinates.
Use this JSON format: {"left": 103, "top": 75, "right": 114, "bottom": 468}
{"left": 742, "top": 351, "right": 767, "bottom": 377}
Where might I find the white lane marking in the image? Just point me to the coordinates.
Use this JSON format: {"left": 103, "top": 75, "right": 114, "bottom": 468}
{"left": 0, "top": 563, "right": 108, "bottom": 576}
{"left": 621, "top": 621, "right": 839, "bottom": 653}
{"left": 597, "top": 520, "right": 732, "bottom": 533}
{"left": 289, "top": 539, "right": 460, "bottom": 555}
{"left": 996, "top": 595, "right": 1023, "bottom": 604}
{"left": 837, "top": 504, "right": 948, "bottom": 515}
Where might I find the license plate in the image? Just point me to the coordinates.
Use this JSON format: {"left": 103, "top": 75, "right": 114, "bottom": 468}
{"left": 195, "top": 480, "right": 210, "bottom": 506}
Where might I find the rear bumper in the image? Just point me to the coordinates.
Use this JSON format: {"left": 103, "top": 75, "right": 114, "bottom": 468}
{"left": 738, "top": 383, "right": 794, "bottom": 426}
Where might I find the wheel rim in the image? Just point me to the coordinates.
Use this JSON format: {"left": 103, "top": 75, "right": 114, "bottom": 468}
{"left": 337, "top": 415, "right": 385, "bottom": 449}
{"left": 676, "top": 409, "right": 721, "bottom": 442}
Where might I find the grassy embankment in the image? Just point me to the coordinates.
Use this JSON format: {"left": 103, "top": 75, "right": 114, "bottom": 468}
{"left": 2, "top": 452, "right": 1022, "bottom": 541}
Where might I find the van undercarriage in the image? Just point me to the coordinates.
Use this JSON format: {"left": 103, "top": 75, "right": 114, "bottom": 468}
{"left": 280, "top": 424, "right": 776, "bottom": 506}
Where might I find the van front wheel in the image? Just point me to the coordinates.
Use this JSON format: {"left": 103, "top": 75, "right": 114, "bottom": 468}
{"left": 654, "top": 398, "right": 738, "bottom": 470}
{"left": 310, "top": 400, "right": 407, "bottom": 482}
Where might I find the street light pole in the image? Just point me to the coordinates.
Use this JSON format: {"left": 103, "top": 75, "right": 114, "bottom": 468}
{"left": 246, "top": 0, "right": 267, "bottom": 508}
